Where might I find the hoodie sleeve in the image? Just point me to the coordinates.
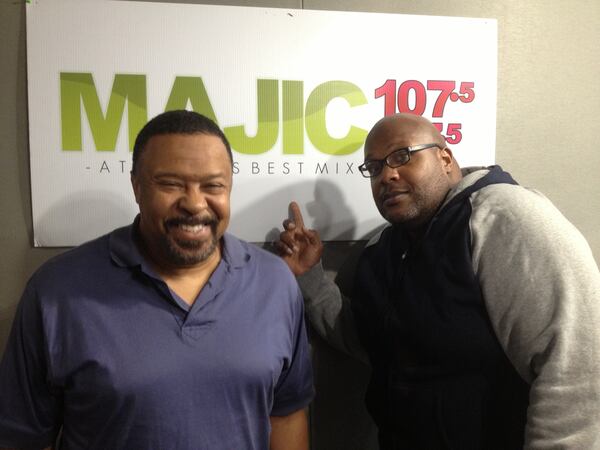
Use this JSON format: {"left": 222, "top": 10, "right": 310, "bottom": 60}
{"left": 470, "top": 183, "right": 600, "bottom": 449}
{"left": 297, "top": 261, "right": 369, "bottom": 364}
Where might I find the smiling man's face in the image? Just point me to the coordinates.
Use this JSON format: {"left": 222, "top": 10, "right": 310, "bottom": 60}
{"left": 131, "top": 132, "right": 232, "bottom": 269}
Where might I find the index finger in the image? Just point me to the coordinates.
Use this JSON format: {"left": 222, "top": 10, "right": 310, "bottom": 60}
{"left": 288, "top": 201, "right": 305, "bottom": 229}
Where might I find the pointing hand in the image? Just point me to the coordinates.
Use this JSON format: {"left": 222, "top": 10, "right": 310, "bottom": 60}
{"left": 275, "top": 201, "right": 323, "bottom": 276}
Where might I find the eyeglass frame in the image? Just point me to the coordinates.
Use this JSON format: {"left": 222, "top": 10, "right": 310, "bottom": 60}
{"left": 358, "top": 143, "right": 443, "bottom": 178}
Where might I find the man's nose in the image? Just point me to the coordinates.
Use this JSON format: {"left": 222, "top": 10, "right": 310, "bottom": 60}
{"left": 178, "top": 187, "right": 207, "bottom": 214}
{"left": 379, "top": 163, "right": 400, "bottom": 183}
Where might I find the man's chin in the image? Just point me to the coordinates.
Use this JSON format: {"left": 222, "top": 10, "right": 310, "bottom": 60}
{"left": 383, "top": 209, "right": 420, "bottom": 227}
{"left": 166, "top": 237, "right": 218, "bottom": 266}
{"left": 380, "top": 205, "right": 410, "bottom": 223}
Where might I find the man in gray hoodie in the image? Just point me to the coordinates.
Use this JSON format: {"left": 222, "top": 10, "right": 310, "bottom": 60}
{"left": 277, "top": 113, "right": 600, "bottom": 449}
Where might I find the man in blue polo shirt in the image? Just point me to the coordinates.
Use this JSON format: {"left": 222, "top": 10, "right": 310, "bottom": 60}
{"left": 0, "top": 110, "right": 314, "bottom": 450}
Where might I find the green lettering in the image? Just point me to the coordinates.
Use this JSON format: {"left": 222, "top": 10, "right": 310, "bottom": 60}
{"left": 305, "top": 80, "right": 367, "bottom": 155}
{"left": 60, "top": 72, "right": 147, "bottom": 151}
{"left": 164, "top": 76, "right": 217, "bottom": 122}
{"left": 224, "top": 79, "right": 279, "bottom": 155}
{"left": 282, "top": 80, "right": 304, "bottom": 154}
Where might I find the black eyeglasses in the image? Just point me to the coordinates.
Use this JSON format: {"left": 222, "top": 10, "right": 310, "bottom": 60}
{"left": 358, "top": 143, "right": 442, "bottom": 178}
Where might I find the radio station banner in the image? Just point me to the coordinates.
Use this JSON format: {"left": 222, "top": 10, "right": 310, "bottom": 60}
{"left": 26, "top": 0, "right": 497, "bottom": 246}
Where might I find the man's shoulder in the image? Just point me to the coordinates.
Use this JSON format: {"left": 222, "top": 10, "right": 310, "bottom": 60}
{"left": 223, "top": 233, "right": 295, "bottom": 277}
{"left": 29, "top": 232, "right": 114, "bottom": 286}
{"left": 469, "top": 182, "right": 588, "bottom": 253}
{"left": 223, "top": 235, "right": 302, "bottom": 312}
{"left": 470, "top": 182, "right": 555, "bottom": 218}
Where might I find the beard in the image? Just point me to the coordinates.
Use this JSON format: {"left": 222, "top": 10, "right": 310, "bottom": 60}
{"left": 377, "top": 173, "right": 450, "bottom": 230}
{"left": 381, "top": 201, "right": 428, "bottom": 230}
{"left": 386, "top": 191, "right": 437, "bottom": 229}
{"left": 160, "top": 216, "right": 219, "bottom": 266}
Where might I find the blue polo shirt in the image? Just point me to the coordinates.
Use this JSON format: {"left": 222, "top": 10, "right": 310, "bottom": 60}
{"left": 0, "top": 222, "right": 314, "bottom": 449}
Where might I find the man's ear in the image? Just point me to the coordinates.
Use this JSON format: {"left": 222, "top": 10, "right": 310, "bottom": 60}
{"left": 439, "top": 146, "right": 454, "bottom": 173}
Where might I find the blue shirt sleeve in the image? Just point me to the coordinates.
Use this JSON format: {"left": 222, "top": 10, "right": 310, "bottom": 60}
{"left": 270, "top": 285, "right": 314, "bottom": 416}
{"left": 0, "top": 282, "right": 61, "bottom": 448}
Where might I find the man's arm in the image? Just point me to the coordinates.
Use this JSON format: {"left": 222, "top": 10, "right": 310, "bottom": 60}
{"left": 269, "top": 409, "right": 309, "bottom": 450}
{"left": 277, "top": 202, "right": 368, "bottom": 362}
{"left": 471, "top": 184, "right": 600, "bottom": 449}
{"left": 296, "top": 262, "right": 368, "bottom": 362}
{"left": 0, "top": 283, "right": 61, "bottom": 450}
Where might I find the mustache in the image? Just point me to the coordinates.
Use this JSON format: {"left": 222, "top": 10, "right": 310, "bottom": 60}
{"left": 164, "top": 215, "right": 218, "bottom": 229}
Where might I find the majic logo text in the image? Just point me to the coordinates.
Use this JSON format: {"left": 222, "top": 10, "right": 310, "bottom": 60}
{"left": 60, "top": 73, "right": 368, "bottom": 156}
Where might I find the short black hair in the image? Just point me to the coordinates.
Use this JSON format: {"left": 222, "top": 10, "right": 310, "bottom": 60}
{"left": 131, "top": 110, "right": 232, "bottom": 175}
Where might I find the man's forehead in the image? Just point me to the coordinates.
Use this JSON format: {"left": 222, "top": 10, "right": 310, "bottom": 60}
{"left": 365, "top": 123, "right": 431, "bottom": 155}
{"left": 144, "top": 133, "right": 227, "bottom": 157}
{"left": 135, "top": 133, "right": 232, "bottom": 176}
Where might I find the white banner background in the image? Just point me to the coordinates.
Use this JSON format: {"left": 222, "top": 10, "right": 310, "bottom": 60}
{"left": 26, "top": 0, "right": 497, "bottom": 246}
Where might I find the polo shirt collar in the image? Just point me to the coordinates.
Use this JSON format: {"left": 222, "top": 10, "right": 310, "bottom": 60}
{"left": 109, "top": 219, "right": 144, "bottom": 268}
{"left": 220, "top": 232, "right": 250, "bottom": 270}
